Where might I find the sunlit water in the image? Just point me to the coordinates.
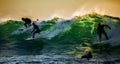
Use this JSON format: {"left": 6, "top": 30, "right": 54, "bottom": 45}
{"left": 0, "top": 15, "right": 120, "bottom": 64}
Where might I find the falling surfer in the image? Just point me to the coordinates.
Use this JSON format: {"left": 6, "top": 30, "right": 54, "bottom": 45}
{"left": 22, "top": 17, "right": 32, "bottom": 28}
{"left": 97, "top": 22, "right": 111, "bottom": 42}
{"left": 18, "top": 18, "right": 32, "bottom": 32}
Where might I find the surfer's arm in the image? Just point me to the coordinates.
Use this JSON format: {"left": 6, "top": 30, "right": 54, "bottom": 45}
{"left": 104, "top": 25, "right": 111, "bottom": 29}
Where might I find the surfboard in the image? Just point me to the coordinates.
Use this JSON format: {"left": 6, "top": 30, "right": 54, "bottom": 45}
{"left": 11, "top": 26, "right": 33, "bottom": 35}
{"left": 18, "top": 28, "right": 25, "bottom": 32}
{"left": 25, "top": 33, "right": 41, "bottom": 40}
{"left": 26, "top": 37, "right": 35, "bottom": 40}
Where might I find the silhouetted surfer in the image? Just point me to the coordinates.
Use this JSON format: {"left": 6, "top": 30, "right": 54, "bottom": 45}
{"left": 31, "top": 23, "right": 40, "bottom": 38}
{"left": 97, "top": 23, "right": 111, "bottom": 41}
{"left": 22, "top": 18, "right": 32, "bottom": 28}
{"left": 81, "top": 52, "right": 93, "bottom": 60}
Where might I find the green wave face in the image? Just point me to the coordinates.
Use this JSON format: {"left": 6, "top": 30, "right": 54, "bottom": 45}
{"left": 0, "top": 13, "right": 120, "bottom": 57}
{"left": 51, "top": 13, "right": 103, "bottom": 45}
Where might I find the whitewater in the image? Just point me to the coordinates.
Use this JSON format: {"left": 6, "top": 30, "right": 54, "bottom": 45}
{"left": 11, "top": 19, "right": 73, "bottom": 40}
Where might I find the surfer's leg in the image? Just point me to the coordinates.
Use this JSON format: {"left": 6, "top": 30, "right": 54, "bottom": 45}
{"left": 32, "top": 31, "right": 38, "bottom": 38}
{"left": 37, "top": 30, "right": 40, "bottom": 34}
{"left": 28, "top": 23, "right": 31, "bottom": 26}
{"left": 98, "top": 32, "right": 102, "bottom": 42}
{"left": 32, "top": 31, "right": 35, "bottom": 38}
{"left": 24, "top": 23, "right": 27, "bottom": 28}
{"left": 103, "top": 31, "right": 109, "bottom": 40}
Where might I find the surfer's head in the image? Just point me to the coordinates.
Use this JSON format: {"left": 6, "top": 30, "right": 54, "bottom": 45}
{"left": 21, "top": 18, "right": 25, "bottom": 20}
{"left": 98, "top": 22, "right": 101, "bottom": 26}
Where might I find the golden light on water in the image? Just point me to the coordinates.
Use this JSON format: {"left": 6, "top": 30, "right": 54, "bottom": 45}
{"left": 72, "top": 6, "right": 106, "bottom": 17}
{"left": 0, "top": 0, "right": 120, "bottom": 22}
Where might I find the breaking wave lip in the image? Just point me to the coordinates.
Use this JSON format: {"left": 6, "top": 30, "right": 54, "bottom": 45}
{"left": 40, "top": 20, "right": 73, "bottom": 40}
{"left": 11, "top": 19, "right": 73, "bottom": 40}
{"left": 11, "top": 21, "right": 46, "bottom": 35}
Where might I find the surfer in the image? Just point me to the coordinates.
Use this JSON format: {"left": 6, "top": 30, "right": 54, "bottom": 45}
{"left": 97, "top": 22, "right": 111, "bottom": 41}
{"left": 81, "top": 52, "right": 93, "bottom": 60}
{"left": 22, "top": 18, "right": 32, "bottom": 28}
{"left": 31, "top": 23, "right": 40, "bottom": 38}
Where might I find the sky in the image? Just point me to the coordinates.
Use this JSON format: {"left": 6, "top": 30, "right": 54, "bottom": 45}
{"left": 0, "top": 0, "right": 120, "bottom": 22}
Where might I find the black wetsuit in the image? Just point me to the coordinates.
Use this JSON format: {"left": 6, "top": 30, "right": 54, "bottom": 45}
{"left": 22, "top": 18, "right": 31, "bottom": 28}
{"left": 32, "top": 23, "right": 40, "bottom": 38}
{"left": 81, "top": 52, "right": 92, "bottom": 60}
{"left": 97, "top": 23, "right": 111, "bottom": 41}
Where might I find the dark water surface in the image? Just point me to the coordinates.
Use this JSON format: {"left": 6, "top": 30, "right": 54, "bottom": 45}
{"left": 0, "top": 39, "right": 44, "bottom": 56}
